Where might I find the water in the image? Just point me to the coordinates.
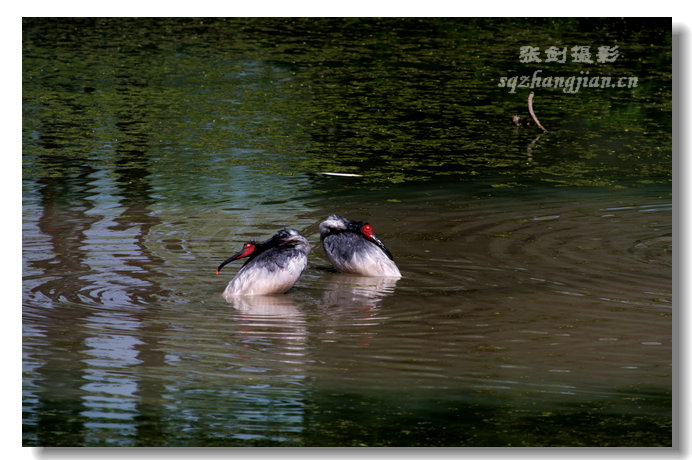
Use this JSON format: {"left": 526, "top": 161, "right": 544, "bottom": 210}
{"left": 22, "top": 18, "right": 672, "bottom": 447}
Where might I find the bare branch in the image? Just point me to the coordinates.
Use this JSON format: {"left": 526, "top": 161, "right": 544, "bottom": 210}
{"left": 528, "top": 92, "right": 547, "bottom": 133}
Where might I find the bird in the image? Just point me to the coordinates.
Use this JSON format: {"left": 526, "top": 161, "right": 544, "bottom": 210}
{"left": 216, "top": 228, "right": 311, "bottom": 297}
{"left": 319, "top": 214, "right": 401, "bottom": 277}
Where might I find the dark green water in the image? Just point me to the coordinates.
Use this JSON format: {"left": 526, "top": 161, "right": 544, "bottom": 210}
{"left": 23, "top": 18, "right": 672, "bottom": 447}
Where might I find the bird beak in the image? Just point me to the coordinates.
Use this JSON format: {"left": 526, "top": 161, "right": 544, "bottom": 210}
{"left": 361, "top": 224, "right": 395, "bottom": 261}
{"left": 369, "top": 234, "right": 395, "bottom": 261}
{"left": 216, "top": 243, "right": 255, "bottom": 274}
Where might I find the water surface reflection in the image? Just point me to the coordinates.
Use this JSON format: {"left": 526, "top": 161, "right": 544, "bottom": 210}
{"left": 22, "top": 180, "right": 673, "bottom": 447}
{"left": 320, "top": 274, "right": 399, "bottom": 308}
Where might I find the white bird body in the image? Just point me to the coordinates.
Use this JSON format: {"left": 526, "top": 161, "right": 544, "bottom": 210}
{"left": 319, "top": 215, "right": 401, "bottom": 278}
{"left": 217, "top": 229, "right": 310, "bottom": 298}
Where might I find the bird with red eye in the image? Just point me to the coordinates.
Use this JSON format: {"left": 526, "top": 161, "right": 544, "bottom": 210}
{"left": 216, "top": 228, "right": 311, "bottom": 297}
{"left": 319, "top": 214, "right": 401, "bottom": 277}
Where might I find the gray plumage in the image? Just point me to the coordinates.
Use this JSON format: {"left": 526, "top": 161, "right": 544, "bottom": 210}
{"left": 217, "top": 228, "right": 310, "bottom": 297}
{"left": 319, "top": 215, "right": 401, "bottom": 277}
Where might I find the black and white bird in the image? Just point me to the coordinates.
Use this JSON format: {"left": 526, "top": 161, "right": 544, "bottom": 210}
{"left": 216, "top": 228, "right": 311, "bottom": 297}
{"left": 319, "top": 214, "right": 401, "bottom": 277}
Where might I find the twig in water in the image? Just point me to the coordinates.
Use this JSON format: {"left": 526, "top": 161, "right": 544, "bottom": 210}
{"left": 317, "top": 172, "right": 363, "bottom": 177}
{"left": 527, "top": 92, "right": 547, "bottom": 133}
{"left": 526, "top": 133, "right": 544, "bottom": 163}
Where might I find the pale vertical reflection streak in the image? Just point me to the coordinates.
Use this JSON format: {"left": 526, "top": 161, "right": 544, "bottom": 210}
{"left": 77, "top": 166, "right": 148, "bottom": 444}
